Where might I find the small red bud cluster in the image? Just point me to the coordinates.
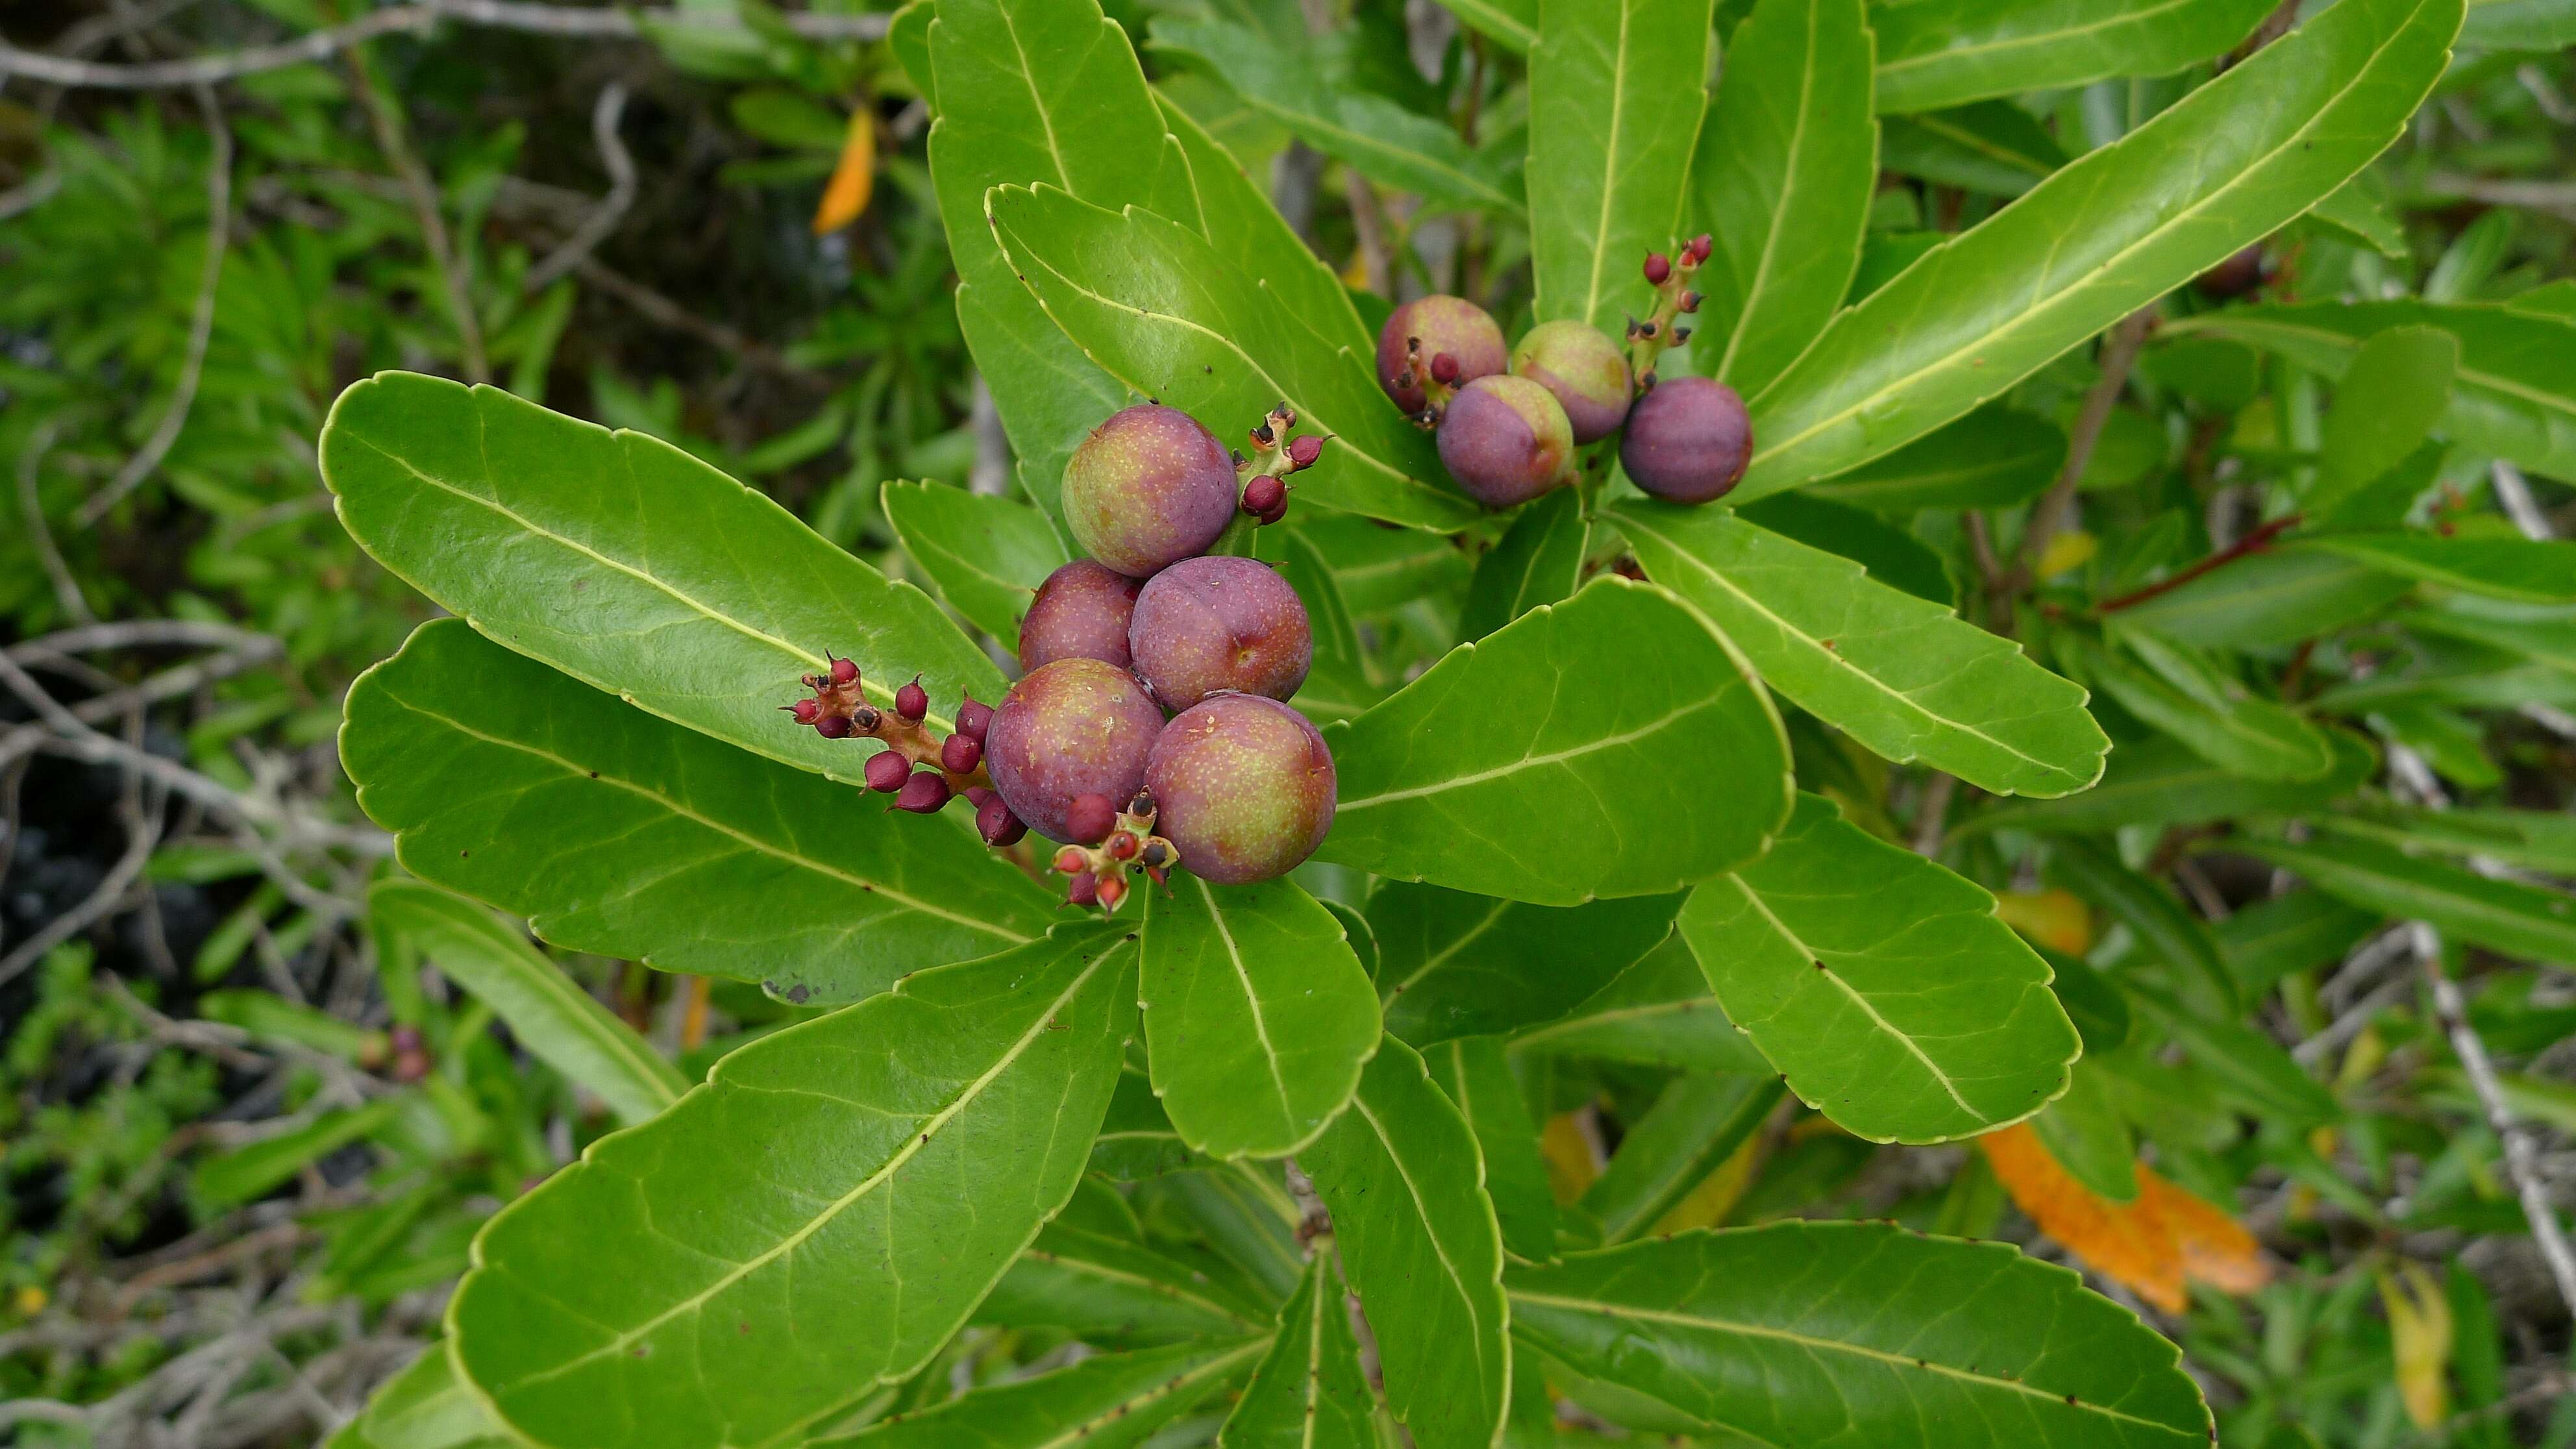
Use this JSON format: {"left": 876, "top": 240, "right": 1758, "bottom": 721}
{"left": 1626, "top": 232, "right": 1711, "bottom": 389}
{"left": 784, "top": 657, "right": 1032, "bottom": 847}
{"left": 1233, "top": 401, "right": 1328, "bottom": 527}
{"left": 1050, "top": 789, "right": 1177, "bottom": 913}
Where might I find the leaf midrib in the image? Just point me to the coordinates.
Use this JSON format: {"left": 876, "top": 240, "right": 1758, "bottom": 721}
{"left": 1338, "top": 693, "right": 1732, "bottom": 811}
{"left": 1196, "top": 875, "right": 1300, "bottom": 1144}
{"left": 1711, "top": 0, "right": 1822, "bottom": 384}
{"left": 1575, "top": 0, "right": 1639, "bottom": 330}
{"left": 1347, "top": 1093, "right": 1507, "bottom": 1407}
{"left": 1876, "top": 0, "right": 2216, "bottom": 84}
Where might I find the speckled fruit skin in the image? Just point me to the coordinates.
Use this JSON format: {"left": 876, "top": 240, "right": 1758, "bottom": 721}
{"left": 1019, "top": 560, "right": 1143, "bottom": 672}
{"left": 1059, "top": 404, "right": 1239, "bottom": 578}
{"left": 1510, "top": 319, "right": 1631, "bottom": 443}
{"left": 1437, "top": 374, "right": 1576, "bottom": 509}
{"left": 1128, "top": 556, "right": 1313, "bottom": 712}
{"left": 1145, "top": 695, "right": 1336, "bottom": 886}
{"left": 985, "top": 658, "right": 1166, "bottom": 844}
{"left": 1620, "top": 377, "right": 1752, "bottom": 504}
{"left": 1374, "top": 295, "right": 1507, "bottom": 413}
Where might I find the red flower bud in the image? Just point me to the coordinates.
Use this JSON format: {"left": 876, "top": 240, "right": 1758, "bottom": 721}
{"left": 943, "top": 734, "right": 982, "bottom": 773}
{"left": 956, "top": 695, "right": 993, "bottom": 742}
{"left": 816, "top": 715, "right": 854, "bottom": 740}
{"left": 1067, "top": 873, "right": 1100, "bottom": 907}
{"left": 1065, "top": 792, "right": 1117, "bottom": 846}
{"left": 893, "top": 773, "right": 951, "bottom": 813}
{"left": 965, "top": 786, "right": 998, "bottom": 810}
{"left": 895, "top": 676, "right": 929, "bottom": 723}
{"left": 978, "top": 797, "right": 1027, "bottom": 847}
{"left": 1053, "top": 845, "right": 1089, "bottom": 875}
{"left": 1644, "top": 253, "right": 1672, "bottom": 285}
{"left": 830, "top": 656, "right": 860, "bottom": 686}
{"left": 1105, "top": 831, "right": 1140, "bottom": 861}
{"left": 1286, "top": 434, "right": 1324, "bottom": 469}
{"left": 1096, "top": 874, "right": 1129, "bottom": 911}
{"left": 864, "top": 750, "right": 913, "bottom": 793}
{"left": 1242, "top": 473, "right": 1287, "bottom": 516}
{"left": 789, "top": 699, "right": 821, "bottom": 724}
{"left": 1687, "top": 233, "right": 1712, "bottom": 264}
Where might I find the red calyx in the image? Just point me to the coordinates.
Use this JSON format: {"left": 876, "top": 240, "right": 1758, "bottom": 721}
{"left": 956, "top": 695, "right": 993, "bottom": 742}
{"left": 1066, "top": 873, "right": 1100, "bottom": 907}
{"left": 816, "top": 715, "right": 854, "bottom": 740}
{"left": 1286, "top": 434, "right": 1324, "bottom": 470}
{"left": 1095, "top": 874, "right": 1129, "bottom": 911}
{"left": 1687, "top": 233, "right": 1712, "bottom": 265}
{"left": 829, "top": 655, "right": 860, "bottom": 686}
{"left": 1243, "top": 473, "right": 1287, "bottom": 517}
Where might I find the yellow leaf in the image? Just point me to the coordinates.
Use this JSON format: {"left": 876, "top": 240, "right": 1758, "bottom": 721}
{"left": 812, "top": 110, "right": 875, "bottom": 235}
{"left": 1981, "top": 1124, "right": 2185, "bottom": 1313}
{"left": 2140, "top": 1169, "right": 2268, "bottom": 1296}
{"left": 1994, "top": 888, "right": 2093, "bottom": 956}
{"left": 1540, "top": 1111, "right": 1602, "bottom": 1207}
{"left": 2379, "top": 1262, "right": 2454, "bottom": 1429}
{"left": 1649, "top": 1129, "right": 1765, "bottom": 1235}
{"left": 1339, "top": 248, "right": 1370, "bottom": 289}
{"left": 2037, "top": 529, "right": 2096, "bottom": 580}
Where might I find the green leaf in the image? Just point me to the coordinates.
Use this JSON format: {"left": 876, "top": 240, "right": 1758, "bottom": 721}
{"left": 1507, "top": 1224, "right": 2214, "bottom": 1446}
{"left": 881, "top": 479, "right": 1067, "bottom": 643}
{"left": 341, "top": 1346, "right": 510, "bottom": 1449}
{"left": 1428, "top": 1037, "right": 1561, "bottom": 1263}
{"left": 1964, "top": 730, "right": 2375, "bottom": 837}
{"left": 1256, "top": 525, "right": 1383, "bottom": 725}
{"left": 813, "top": 1337, "right": 1267, "bottom": 1448}
{"left": 194, "top": 1097, "right": 405, "bottom": 1212}
{"left": 1678, "top": 793, "right": 2079, "bottom": 1143}
{"left": 2103, "top": 543, "right": 2416, "bottom": 650}
{"left": 1297, "top": 514, "right": 1475, "bottom": 615}
{"left": 1218, "top": 1250, "right": 1379, "bottom": 1448}
{"left": 1163, "top": 1163, "right": 1309, "bottom": 1301}
{"left": 1580, "top": 1074, "right": 1783, "bottom": 1244}
{"left": 1319, "top": 577, "right": 1790, "bottom": 904}
{"left": 2029, "top": 1059, "right": 2136, "bottom": 1202}
{"left": 977, "top": 1220, "right": 1272, "bottom": 1347}
{"left": 1528, "top": 0, "right": 1719, "bottom": 335}
{"left": 2463, "top": 0, "right": 2576, "bottom": 47}
{"left": 1737, "top": 0, "right": 2463, "bottom": 501}
{"left": 448, "top": 926, "right": 1139, "bottom": 1449}
{"left": 1505, "top": 934, "right": 1774, "bottom": 1074}
{"left": 2046, "top": 836, "right": 2240, "bottom": 1017}
{"left": 2305, "top": 169, "right": 2410, "bottom": 258}
{"left": 1737, "top": 492, "right": 1955, "bottom": 605}
{"left": 1153, "top": 90, "right": 1374, "bottom": 360}
{"left": 1871, "top": 0, "right": 2279, "bottom": 114}
{"left": 1438, "top": 0, "right": 1539, "bottom": 52}
{"left": 372, "top": 882, "right": 684, "bottom": 1126}
{"left": 2126, "top": 980, "right": 2341, "bottom": 1126}
{"left": 2042, "top": 948, "right": 2133, "bottom": 1054}
{"left": 1091, "top": 1070, "right": 1200, "bottom": 1180}
{"left": 2314, "top": 326, "right": 2460, "bottom": 514}
{"left": 2326, "top": 800, "right": 2576, "bottom": 876}
{"left": 2311, "top": 532, "right": 2576, "bottom": 604}
{"left": 1689, "top": 0, "right": 1877, "bottom": 397}
{"left": 321, "top": 374, "right": 1001, "bottom": 774}
{"left": 1140, "top": 876, "right": 1381, "bottom": 1160}
{"left": 2216, "top": 889, "right": 2383, "bottom": 994}
{"left": 1459, "top": 488, "right": 1592, "bottom": 643}
{"left": 1805, "top": 406, "right": 2066, "bottom": 512}
{"left": 987, "top": 185, "right": 1481, "bottom": 530}
{"left": 1372, "top": 884, "right": 1682, "bottom": 1045}
{"left": 2063, "top": 631, "right": 2336, "bottom": 782}
{"left": 1878, "top": 101, "right": 2064, "bottom": 195}
{"left": 2233, "top": 834, "right": 2576, "bottom": 963}
{"left": 1615, "top": 500, "right": 2106, "bottom": 797}
{"left": 343, "top": 621, "right": 1054, "bottom": 1007}
{"left": 1300, "top": 1035, "right": 1511, "bottom": 1449}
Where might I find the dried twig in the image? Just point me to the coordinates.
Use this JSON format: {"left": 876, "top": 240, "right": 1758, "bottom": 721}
{"left": 2016, "top": 306, "right": 2156, "bottom": 582}
{"left": 346, "top": 45, "right": 489, "bottom": 382}
{"left": 525, "top": 82, "right": 634, "bottom": 293}
{"left": 18, "top": 421, "right": 98, "bottom": 626}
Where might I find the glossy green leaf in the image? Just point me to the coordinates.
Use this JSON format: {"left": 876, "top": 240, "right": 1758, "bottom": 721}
{"left": 1528, "top": 0, "right": 1718, "bottom": 335}
{"left": 448, "top": 926, "right": 1138, "bottom": 1449}
{"left": 2234, "top": 834, "right": 2576, "bottom": 963}
{"left": 1737, "top": 0, "right": 2463, "bottom": 501}
{"left": 1805, "top": 406, "right": 2066, "bottom": 511}
{"left": 1877, "top": 101, "right": 2064, "bottom": 195}
{"left": 2105, "top": 543, "right": 2416, "bottom": 650}
{"left": 987, "top": 185, "right": 1481, "bottom": 530}
{"left": 1091, "top": 1070, "right": 1200, "bottom": 1180}
{"left": 881, "top": 479, "right": 1067, "bottom": 643}
{"left": 2462, "top": 0, "right": 2576, "bottom": 45}
{"left": 1218, "top": 1250, "right": 1378, "bottom": 1448}
{"left": 1737, "top": 492, "right": 1955, "bottom": 605}
{"left": 372, "top": 881, "right": 684, "bottom": 1126}
{"left": 2216, "top": 889, "right": 2383, "bottom": 994}
{"left": 340, "top": 1346, "right": 509, "bottom": 1449}
{"left": 2311, "top": 532, "right": 2576, "bottom": 604}
{"left": 2064, "top": 631, "right": 2336, "bottom": 782}
{"left": 1581, "top": 1074, "right": 1783, "bottom": 1244}
{"left": 1679, "top": 793, "right": 2080, "bottom": 1143}
{"left": 2400, "top": 595, "right": 2576, "bottom": 672}
{"left": 1318, "top": 577, "right": 1790, "bottom": 904}
{"left": 815, "top": 1337, "right": 1267, "bottom": 1448}
{"left": 1505, "top": 934, "right": 1774, "bottom": 1074}
{"left": 1616, "top": 500, "right": 2106, "bottom": 797}
{"left": 1372, "top": 883, "right": 1682, "bottom": 1045}
{"left": 1871, "top": 0, "right": 2277, "bottom": 115}
{"left": 1296, "top": 514, "right": 1475, "bottom": 615}
{"left": 1153, "top": 91, "right": 1372, "bottom": 359}
{"left": 2314, "top": 326, "right": 2459, "bottom": 514}
{"left": 1141, "top": 876, "right": 1381, "bottom": 1160}
{"left": 977, "top": 1220, "right": 1272, "bottom": 1346}
{"left": 2029, "top": 1059, "right": 2136, "bottom": 1202}
{"left": 1459, "top": 488, "right": 1592, "bottom": 643}
{"left": 2046, "top": 836, "right": 2239, "bottom": 1017}
{"left": 1162, "top": 1163, "right": 1308, "bottom": 1302}
{"left": 344, "top": 621, "right": 1053, "bottom": 1006}
{"left": 1507, "top": 1224, "right": 2213, "bottom": 1446}
{"left": 1256, "top": 524, "right": 1383, "bottom": 725}
{"left": 321, "top": 373, "right": 1000, "bottom": 773}
{"left": 1690, "top": 0, "right": 1876, "bottom": 397}
{"left": 2326, "top": 800, "right": 2576, "bottom": 875}
{"left": 1429, "top": 1037, "right": 1561, "bottom": 1263}
{"left": 1300, "top": 1035, "right": 1511, "bottom": 1449}
{"left": 2305, "top": 168, "right": 2410, "bottom": 257}
{"left": 1964, "top": 730, "right": 2375, "bottom": 836}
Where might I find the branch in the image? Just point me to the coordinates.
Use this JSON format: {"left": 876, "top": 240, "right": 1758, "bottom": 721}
{"left": 2016, "top": 306, "right": 2155, "bottom": 582}
{"left": 16, "top": 421, "right": 97, "bottom": 625}
{"left": 524, "top": 82, "right": 634, "bottom": 293}
{"left": 346, "top": 44, "right": 488, "bottom": 382}
{"left": 2094, "top": 512, "right": 2301, "bottom": 614}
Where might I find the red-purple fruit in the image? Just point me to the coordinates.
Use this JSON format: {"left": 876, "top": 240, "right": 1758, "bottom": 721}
{"left": 1061, "top": 404, "right": 1239, "bottom": 578}
{"left": 1128, "top": 555, "right": 1313, "bottom": 712}
{"left": 1510, "top": 319, "right": 1631, "bottom": 443}
{"left": 1437, "top": 374, "right": 1576, "bottom": 508}
{"left": 1620, "top": 377, "right": 1752, "bottom": 504}
{"left": 985, "top": 657, "right": 1165, "bottom": 843}
{"left": 2195, "top": 245, "right": 2268, "bottom": 301}
{"left": 1375, "top": 295, "right": 1507, "bottom": 414}
{"left": 1144, "top": 695, "right": 1336, "bottom": 886}
{"left": 1019, "top": 560, "right": 1143, "bottom": 671}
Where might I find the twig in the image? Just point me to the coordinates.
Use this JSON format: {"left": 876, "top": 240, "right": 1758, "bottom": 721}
{"left": 2095, "top": 512, "right": 2303, "bottom": 614}
{"left": 8, "top": 618, "right": 275, "bottom": 660}
{"left": 2219, "top": 0, "right": 2300, "bottom": 71}
{"left": 2420, "top": 173, "right": 2576, "bottom": 221}
{"left": 2017, "top": 306, "right": 2156, "bottom": 582}
{"left": 346, "top": 43, "right": 489, "bottom": 383}
{"left": 571, "top": 256, "right": 824, "bottom": 382}
{"left": 2490, "top": 458, "right": 2554, "bottom": 541}
{"left": 1911, "top": 772, "right": 1956, "bottom": 856}
{"left": 17, "top": 421, "right": 98, "bottom": 625}
{"left": 525, "top": 82, "right": 634, "bottom": 293}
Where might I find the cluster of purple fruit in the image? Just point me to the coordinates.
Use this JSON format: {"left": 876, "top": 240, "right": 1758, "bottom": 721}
{"left": 1377, "top": 235, "right": 1753, "bottom": 507}
{"left": 787, "top": 402, "right": 1336, "bottom": 911}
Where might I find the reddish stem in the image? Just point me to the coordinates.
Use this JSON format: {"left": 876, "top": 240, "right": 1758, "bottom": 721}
{"left": 2094, "top": 513, "right": 2303, "bottom": 615}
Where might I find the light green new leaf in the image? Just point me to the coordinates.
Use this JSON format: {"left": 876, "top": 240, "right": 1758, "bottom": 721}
{"left": 371, "top": 882, "right": 683, "bottom": 1126}
{"left": 2047, "top": 836, "right": 2239, "bottom": 1017}
{"left": 1141, "top": 876, "right": 1381, "bottom": 1160}
{"left": 2235, "top": 835, "right": 2576, "bottom": 963}
{"left": 1154, "top": 92, "right": 1372, "bottom": 358}
{"left": 336, "top": 1346, "right": 509, "bottom": 1449}
{"left": 814, "top": 1337, "right": 1267, "bottom": 1448}
{"left": 1871, "top": 0, "right": 2278, "bottom": 115}
{"left": 1615, "top": 500, "right": 2106, "bottom": 797}
{"left": 1678, "top": 793, "right": 2079, "bottom": 1144}
{"left": 1372, "top": 883, "right": 1682, "bottom": 1046}
{"left": 1963, "top": 730, "right": 2375, "bottom": 837}
{"left": 1218, "top": 1251, "right": 1378, "bottom": 1449}
{"left": 1805, "top": 406, "right": 2066, "bottom": 511}
{"left": 1506, "top": 1224, "right": 2214, "bottom": 1446}
{"left": 1319, "top": 577, "right": 1790, "bottom": 904}
{"left": 321, "top": 374, "right": 1000, "bottom": 775}
{"left": 448, "top": 926, "right": 1138, "bottom": 1449}
{"left": 2314, "top": 326, "right": 2460, "bottom": 514}
{"left": 1459, "top": 488, "right": 1592, "bottom": 643}
{"left": 2064, "top": 631, "right": 2336, "bottom": 782}
{"left": 881, "top": 479, "right": 1067, "bottom": 643}
{"left": 1429, "top": 1037, "right": 1561, "bottom": 1264}
{"left": 1737, "top": 0, "right": 2464, "bottom": 501}
{"left": 987, "top": 185, "right": 1481, "bottom": 530}
{"left": 977, "top": 1220, "right": 1272, "bottom": 1347}
{"left": 1528, "top": 0, "right": 1718, "bottom": 335}
{"left": 2029, "top": 1059, "right": 2136, "bottom": 1202}
{"left": 1300, "top": 1036, "right": 1511, "bottom": 1449}
{"left": 2105, "top": 543, "right": 2416, "bottom": 650}
{"left": 1878, "top": 101, "right": 2065, "bottom": 195}
{"left": 1581, "top": 1074, "right": 1784, "bottom": 1245}
{"left": 343, "top": 621, "right": 1054, "bottom": 1007}
{"left": 2311, "top": 533, "right": 2576, "bottom": 604}
{"left": 1507, "top": 935, "right": 1774, "bottom": 1074}
{"left": 1690, "top": 0, "right": 1876, "bottom": 397}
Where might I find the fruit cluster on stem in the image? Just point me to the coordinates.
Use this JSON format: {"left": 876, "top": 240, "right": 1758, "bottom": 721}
{"left": 1232, "top": 401, "right": 1328, "bottom": 526}
{"left": 1627, "top": 234, "right": 1710, "bottom": 388}
{"left": 785, "top": 658, "right": 1000, "bottom": 819}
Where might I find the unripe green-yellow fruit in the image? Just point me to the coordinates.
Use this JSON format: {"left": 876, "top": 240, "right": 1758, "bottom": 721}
{"left": 1060, "top": 404, "right": 1237, "bottom": 578}
{"left": 1510, "top": 319, "right": 1631, "bottom": 443}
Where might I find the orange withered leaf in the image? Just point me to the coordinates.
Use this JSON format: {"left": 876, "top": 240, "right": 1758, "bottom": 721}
{"left": 2140, "top": 1167, "right": 2270, "bottom": 1295}
{"left": 1979, "top": 1124, "right": 2186, "bottom": 1312}
{"left": 812, "top": 110, "right": 875, "bottom": 235}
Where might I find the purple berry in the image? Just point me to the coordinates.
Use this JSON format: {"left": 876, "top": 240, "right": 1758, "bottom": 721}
{"left": 1510, "top": 320, "right": 1632, "bottom": 444}
{"left": 942, "top": 733, "right": 984, "bottom": 774}
{"left": 956, "top": 694, "right": 995, "bottom": 742}
{"left": 1285, "top": 434, "right": 1324, "bottom": 469}
{"left": 790, "top": 699, "right": 821, "bottom": 724}
{"left": 1620, "top": 377, "right": 1752, "bottom": 504}
{"left": 1374, "top": 296, "right": 1506, "bottom": 413}
{"left": 1128, "top": 555, "right": 1313, "bottom": 712}
{"left": 1061, "top": 405, "right": 1239, "bottom": 578}
{"left": 864, "top": 750, "right": 913, "bottom": 793}
{"left": 829, "top": 656, "right": 860, "bottom": 686}
{"left": 978, "top": 797, "right": 1028, "bottom": 847}
{"left": 893, "top": 772, "right": 951, "bottom": 814}
{"left": 1067, "top": 873, "right": 1100, "bottom": 907}
{"left": 2196, "top": 244, "right": 2268, "bottom": 301}
{"left": 1019, "top": 560, "right": 1143, "bottom": 673}
{"left": 1437, "top": 374, "right": 1576, "bottom": 509}
{"left": 1241, "top": 473, "right": 1286, "bottom": 517}
{"left": 1144, "top": 695, "right": 1336, "bottom": 886}
{"left": 1687, "top": 233, "right": 1711, "bottom": 264}
{"left": 1065, "top": 792, "right": 1118, "bottom": 845}
{"left": 1644, "top": 253, "right": 1672, "bottom": 286}
{"left": 815, "top": 715, "right": 852, "bottom": 740}
{"left": 895, "top": 676, "right": 929, "bottom": 723}
{"left": 984, "top": 657, "right": 1165, "bottom": 844}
